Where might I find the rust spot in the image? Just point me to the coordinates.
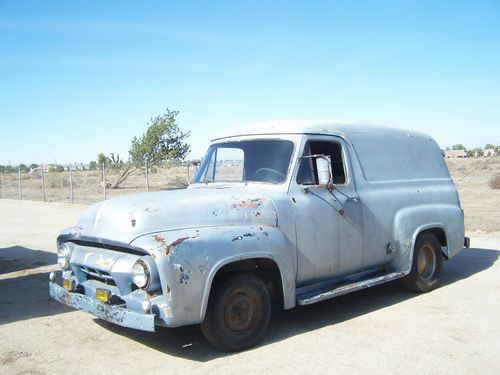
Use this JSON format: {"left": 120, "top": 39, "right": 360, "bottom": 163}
{"left": 154, "top": 234, "right": 166, "bottom": 243}
{"left": 238, "top": 200, "right": 258, "bottom": 208}
{"left": 254, "top": 211, "right": 261, "bottom": 217}
{"left": 164, "top": 235, "right": 199, "bottom": 255}
{"left": 231, "top": 197, "right": 266, "bottom": 209}
{"left": 170, "top": 237, "right": 191, "bottom": 247}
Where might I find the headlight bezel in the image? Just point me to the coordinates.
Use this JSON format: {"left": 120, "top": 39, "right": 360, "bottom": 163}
{"left": 132, "top": 259, "right": 151, "bottom": 289}
{"left": 57, "top": 244, "right": 71, "bottom": 270}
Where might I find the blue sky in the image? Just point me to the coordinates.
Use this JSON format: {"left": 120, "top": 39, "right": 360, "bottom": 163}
{"left": 1, "top": 0, "right": 499, "bottom": 165}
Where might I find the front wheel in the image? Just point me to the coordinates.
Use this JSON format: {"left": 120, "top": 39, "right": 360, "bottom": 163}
{"left": 201, "top": 273, "right": 271, "bottom": 352}
{"left": 402, "top": 232, "right": 443, "bottom": 292}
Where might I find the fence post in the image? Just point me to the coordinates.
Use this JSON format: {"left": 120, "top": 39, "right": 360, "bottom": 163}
{"left": 102, "top": 162, "right": 107, "bottom": 200}
{"left": 41, "top": 166, "right": 46, "bottom": 202}
{"left": 18, "top": 165, "right": 22, "bottom": 200}
{"left": 69, "top": 165, "right": 74, "bottom": 204}
{"left": 145, "top": 160, "right": 150, "bottom": 192}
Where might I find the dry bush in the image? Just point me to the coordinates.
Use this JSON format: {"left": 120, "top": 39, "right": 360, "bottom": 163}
{"left": 489, "top": 174, "right": 500, "bottom": 190}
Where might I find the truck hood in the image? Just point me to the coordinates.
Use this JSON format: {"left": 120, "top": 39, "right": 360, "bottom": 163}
{"left": 72, "top": 187, "right": 278, "bottom": 244}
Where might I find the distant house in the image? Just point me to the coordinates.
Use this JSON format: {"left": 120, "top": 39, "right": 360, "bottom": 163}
{"left": 483, "top": 148, "right": 497, "bottom": 157}
{"left": 444, "top": 150, "right": 467, "bottom": 158}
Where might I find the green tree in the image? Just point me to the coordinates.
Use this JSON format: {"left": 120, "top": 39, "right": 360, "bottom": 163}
{"left": 89, "top": 161, "right": 97, "bottom": 170}
{"left": 110, "top": 109, "right": 190, "bottom": 189}
{"left": 97, "top": 153, "right": 107, "bottom": 169}
{"left": 29, "top": 163, "right": 39, "bottom": 170}
{"left": 452, "top": 144, "right": 466, "bottom": 150}
{"left": 485, "top": 144, "right": 495, "bottom": 149}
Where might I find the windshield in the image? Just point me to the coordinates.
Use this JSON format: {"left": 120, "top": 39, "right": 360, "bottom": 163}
{"left": 192, "top": 139, "right": 295, "bottom": 184}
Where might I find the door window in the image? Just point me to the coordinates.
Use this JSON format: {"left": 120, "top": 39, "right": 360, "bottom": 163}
{"left": 297, "top": 141, "right": 347, "bottom": 185}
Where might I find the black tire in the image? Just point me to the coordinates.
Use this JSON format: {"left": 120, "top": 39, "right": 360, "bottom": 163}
{"left": 402, "top": 232, "right": 443, "bottom": 292}
{"left": 201, "top": 273, "right": 271, "bottom": 352}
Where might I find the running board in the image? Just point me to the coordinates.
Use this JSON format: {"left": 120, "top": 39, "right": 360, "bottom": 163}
{"left": 296, "top": 271, "right": 406, "bottom": 306}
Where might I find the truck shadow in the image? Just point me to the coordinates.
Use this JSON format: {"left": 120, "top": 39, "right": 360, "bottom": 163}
{"left": 0, "top": 246, "right": 56, "bottom": 274}
{"left": 96, "top": 247, "right": 498, "bottom": 361}
{"left": 0, "top": 246, "right": 73, "bottom": 325}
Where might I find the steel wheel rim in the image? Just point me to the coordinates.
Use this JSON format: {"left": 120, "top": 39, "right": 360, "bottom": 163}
{"left": 224, "top": 290, "right": 260, "bottom": 335}
{"left": 417, "top": 244, "right": 437, "bottom": 280}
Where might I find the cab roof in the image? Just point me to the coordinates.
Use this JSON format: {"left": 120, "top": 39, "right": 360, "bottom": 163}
{"left": 212, "top": 119, "right": 432, "bottom": 142}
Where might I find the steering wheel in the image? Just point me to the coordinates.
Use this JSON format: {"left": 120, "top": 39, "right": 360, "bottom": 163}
{"left": 255, "top": 168, "right": 286, "bottom": 182}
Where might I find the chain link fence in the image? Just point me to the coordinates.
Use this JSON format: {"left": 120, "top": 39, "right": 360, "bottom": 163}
{"left": 0, "top": 162, "right": 200, "bottom": 205}
{"left": 0, "top": 157, "right": 499, "bottom": 232}
{"left": 447, "top": 156, "right": 500, "bottom": 233}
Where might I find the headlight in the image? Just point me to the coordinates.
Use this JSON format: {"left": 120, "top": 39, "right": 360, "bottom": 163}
{"left": 57, "top": 245, "right": 71, "bottom": 270}
{"left": 132, "top": 259, "right": 150, "bottom": 289}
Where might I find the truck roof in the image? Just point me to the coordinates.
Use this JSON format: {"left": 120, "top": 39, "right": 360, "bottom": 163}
{"left": 212, "top": 119, "right": 432, "bottom": 142}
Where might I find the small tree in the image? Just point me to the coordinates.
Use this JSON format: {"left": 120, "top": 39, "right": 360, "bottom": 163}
{"left": 89, "top": 161, "right": 97, "bottom": 170}
{"left": 110, "top": 109, "right": 190, "bottom": 189}
{"left": 452, "top": 144, "right": 466, "bottom": 150}
{"left": 97, "top": 153, "right": 107, "bottom": 169}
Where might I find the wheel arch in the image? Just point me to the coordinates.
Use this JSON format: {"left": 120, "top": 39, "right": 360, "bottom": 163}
{"left": 408, "top": 224, "right": 449, "bottom": 273}
{"left": 200, "top": 254, "right": 288, "bottom": 321}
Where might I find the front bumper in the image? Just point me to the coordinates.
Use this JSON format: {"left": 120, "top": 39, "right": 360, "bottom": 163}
{"left": 49, "top": 281, "right": 156, "bottom": 332}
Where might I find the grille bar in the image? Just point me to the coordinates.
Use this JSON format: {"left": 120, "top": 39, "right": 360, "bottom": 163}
{"left": 78, "top": 265, "right": 116, "bottom": 286}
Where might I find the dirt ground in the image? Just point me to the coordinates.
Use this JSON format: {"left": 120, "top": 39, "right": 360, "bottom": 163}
{"left": 1, "top": 199, "right": 499, "bottom": 374}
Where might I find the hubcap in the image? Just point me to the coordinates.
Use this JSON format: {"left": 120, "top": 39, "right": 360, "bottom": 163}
{"left": 417, "top": 244, "right": 437, "bottom": 280}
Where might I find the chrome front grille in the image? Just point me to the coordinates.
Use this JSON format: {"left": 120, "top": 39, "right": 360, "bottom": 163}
{"left": 78, "top": 265, "right": 116, "bottom": 286}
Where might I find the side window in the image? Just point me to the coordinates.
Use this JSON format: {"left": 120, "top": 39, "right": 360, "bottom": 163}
{"left": 297, "top": 140, "right": 347, "bottom": 185}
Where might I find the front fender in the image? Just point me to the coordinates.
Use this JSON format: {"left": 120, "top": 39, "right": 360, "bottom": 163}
{"left": 131, "top": 225, "right": 295, "bottom": 327}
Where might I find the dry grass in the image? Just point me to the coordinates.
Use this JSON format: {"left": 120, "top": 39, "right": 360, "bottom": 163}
{"left": 0, "top": 166, "right": 191, "bottom": 204}
{"left": 447, "top": 157, "right": 500, "bottom": 232}
{"left": 1, "top": 158, "right": 499, "bottom": 232}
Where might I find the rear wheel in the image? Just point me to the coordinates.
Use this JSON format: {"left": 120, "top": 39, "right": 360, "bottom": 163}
{"left": 402, "top": 232, "right": 443, "bottom": 292}
{"left": 201, "top": 273, "right": 271, "bottom": 352}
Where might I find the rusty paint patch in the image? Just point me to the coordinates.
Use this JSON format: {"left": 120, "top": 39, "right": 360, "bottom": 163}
{"left": 164, "top": 235, "right": 199, "bottom": 255}
{"left": 170, "top": 237, "right": 191, "bottom": 247}
{"left": 154, "top": 234, "right": 166, "bottom": 243}
{"left": 231, "top": 197, "right": 266, "bottom": 209}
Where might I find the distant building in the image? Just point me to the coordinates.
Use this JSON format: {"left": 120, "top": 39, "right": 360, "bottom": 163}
{"left": 444, "top": 150, "right": 467, "bottom": 158}
{"left": 483, "top": 148, "right": 497, "bottom": 157}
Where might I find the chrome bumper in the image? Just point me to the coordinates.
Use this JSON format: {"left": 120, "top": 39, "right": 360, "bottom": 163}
{"left": 49, "top": 281, "right": 156, "bottom": 332}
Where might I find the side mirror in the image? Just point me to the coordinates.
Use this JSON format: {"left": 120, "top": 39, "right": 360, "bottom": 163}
{"left": 315, "top": 156, "right": 332, "bottom": 187}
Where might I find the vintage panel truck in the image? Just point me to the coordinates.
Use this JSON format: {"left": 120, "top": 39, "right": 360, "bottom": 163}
{"left": 50, "top": 120, "right": 469, "bottom": 351}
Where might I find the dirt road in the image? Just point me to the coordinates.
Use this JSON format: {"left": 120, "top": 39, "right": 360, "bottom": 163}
{"left": 1, "top": 199, "right": 499, "bottom": 374}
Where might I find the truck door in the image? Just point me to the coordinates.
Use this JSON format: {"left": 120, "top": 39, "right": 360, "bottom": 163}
{"left": 289, "top": 136, "right": 364, "bottom": 286}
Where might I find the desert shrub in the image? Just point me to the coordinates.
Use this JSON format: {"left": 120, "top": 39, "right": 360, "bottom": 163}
{"left": 489, "top": 174, "right": 500, "bottom": 190}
